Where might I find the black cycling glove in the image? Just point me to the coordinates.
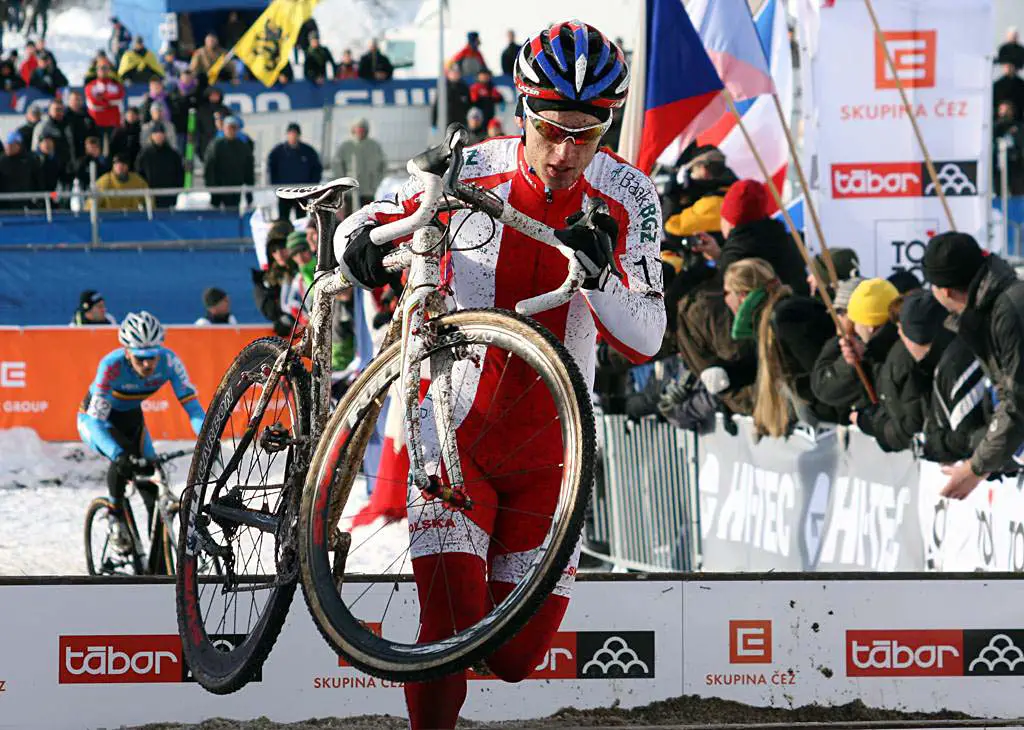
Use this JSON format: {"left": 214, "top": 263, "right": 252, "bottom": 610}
{"left": 554, "top": 210, "right": 619, "bottom": 290}
{"left": 342, "top": 225, "right": 399, "bottom": 290}
{"left": 114, "top": 452, "right": 146, "bottom": 478}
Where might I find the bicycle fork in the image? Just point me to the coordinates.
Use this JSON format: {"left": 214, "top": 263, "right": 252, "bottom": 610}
{"left": 400, "top": 228, "right": 469, "bottom": 508}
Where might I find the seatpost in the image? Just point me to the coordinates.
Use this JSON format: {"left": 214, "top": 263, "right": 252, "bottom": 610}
{"left": 313, "top": 206, "right": 339, "bottom": 272}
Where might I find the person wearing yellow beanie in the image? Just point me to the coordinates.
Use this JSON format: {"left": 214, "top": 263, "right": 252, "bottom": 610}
{"left": 847, "top": 278, "right": 899, "bottom": 327}
{"left": 811, "top": 278, "right": 901, "bottom": 417}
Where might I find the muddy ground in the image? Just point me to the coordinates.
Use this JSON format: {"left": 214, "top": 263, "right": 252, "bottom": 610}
{"left": 125, "top": 695, "right": 984, "bottom": 729}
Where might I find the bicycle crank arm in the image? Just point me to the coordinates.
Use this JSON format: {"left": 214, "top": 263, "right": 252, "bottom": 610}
{"left": 208, "top": 502, "right": 280, "bottom": 534}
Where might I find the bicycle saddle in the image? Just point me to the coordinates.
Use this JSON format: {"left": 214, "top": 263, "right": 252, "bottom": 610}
{"left": 276, "top": 177, "right": 359, "bottom": 205}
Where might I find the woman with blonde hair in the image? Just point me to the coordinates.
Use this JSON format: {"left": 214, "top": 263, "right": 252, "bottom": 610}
{"left": 701, "top": 257, "right": 835, "bottom": 437}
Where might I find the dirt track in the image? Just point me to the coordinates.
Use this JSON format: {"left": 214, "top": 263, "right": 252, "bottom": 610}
{"left": 125, "top": 695, "right": 991, "bottom": 729}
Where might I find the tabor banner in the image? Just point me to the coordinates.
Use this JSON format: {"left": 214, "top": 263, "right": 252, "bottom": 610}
{"left": 0, "top": 326, "right": 272, "bottom": 441}
{"left": 809, "top": 0, "right": 993, "bottom": 279}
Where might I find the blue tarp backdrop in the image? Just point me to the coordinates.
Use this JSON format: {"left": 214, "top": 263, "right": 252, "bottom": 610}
{"left": 0, "top": 246, "right": 263, "bottom": 326}
{"left": 111, "top": 0, "right": 266, "bottom": 61}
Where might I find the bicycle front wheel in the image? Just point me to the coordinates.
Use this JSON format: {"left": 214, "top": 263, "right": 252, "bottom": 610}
{"left": 84, "top": 497, "right": 143, "bottom": 576}
{"left": 176, "top": 337, "right": 311, "bottom": 694}
{"left": 299, "top": 308, "right": 594, "bottom": 682}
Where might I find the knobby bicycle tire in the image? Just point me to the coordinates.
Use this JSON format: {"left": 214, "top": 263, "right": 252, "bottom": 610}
{"left": 176, "top": 337, "right": 311, "bottom": 694}
{"left": 84, "top": 497, "right": 144, "bottom": 575}
{"left": 299, "top": 308, "right": 595, "bottom": 682}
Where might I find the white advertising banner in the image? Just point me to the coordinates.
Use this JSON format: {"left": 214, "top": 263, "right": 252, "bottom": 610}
{"left": 811, "top": 0, "right": 993, "bottom": 278}
{"left": 683, "top": 578, "right": 1024, "bottom": 719}
{"left": 0, "top": 578, "right": 681, "bottom": 729}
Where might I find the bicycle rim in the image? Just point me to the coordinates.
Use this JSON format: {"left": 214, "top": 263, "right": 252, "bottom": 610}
{"left": 299, "top": 308, "right": 594, "bottom": 681}
{"left": 84, "top": 498, "right": 141, "bottom": 576}
{"left": 176, "top": 337, "right": 310, "bottom": 694}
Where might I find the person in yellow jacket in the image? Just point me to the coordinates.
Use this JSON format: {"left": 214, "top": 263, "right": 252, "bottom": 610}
{"left": 90, "top": 154, "right": 150, "bottom": 211}
{"left": 117, "top": 36, "right": 165, "bottom": 86}
{"left": 664, "top": 147, "right": 737, "bottom": 239}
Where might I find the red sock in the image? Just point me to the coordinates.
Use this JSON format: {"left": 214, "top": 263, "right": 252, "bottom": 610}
{"left": 405, "top": 552, "right": 486, "bottom": 730}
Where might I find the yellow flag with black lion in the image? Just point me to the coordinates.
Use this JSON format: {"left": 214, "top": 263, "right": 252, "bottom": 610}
{"left": 208, "top": 0, "right": 319, "bottom": 88}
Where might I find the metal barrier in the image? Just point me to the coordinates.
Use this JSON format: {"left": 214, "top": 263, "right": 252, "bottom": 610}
{"left": 585, "top": 414, "right": 700, "bottom": 572}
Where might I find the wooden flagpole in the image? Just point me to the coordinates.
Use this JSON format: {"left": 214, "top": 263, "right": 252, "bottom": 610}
{"left": 769, "top": 91, "right": 838, "bottom": 286}
{"left": 863, "top": 0, "right": 957, "bottom": 232}
{"left": 724, "top": 88, "right": 878, "bottom": 404}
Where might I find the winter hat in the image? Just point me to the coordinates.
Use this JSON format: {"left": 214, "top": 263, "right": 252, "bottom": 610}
{"left": 287, "top": 122, "right": 301, "bottom": 134}
{"left": 203, "top": 287, "right": 228, "bottom": 308}
{"left": 923, "top": 232, "right": 986, "bottom": 289}
{"left": 286, "top": 230, "right": 310, "bottom": 254}
{"left": 886, "top": 269, "right": 922, "bottom": 294}
{"left": 79, "top": 290, "right": 104, "bottom": 312}
{"left": 833, "top": 276, "right": 864, "bottom": 311}
{"left": 223, "top": 115, "right": 241, "bottom": 129}
{"left": 812, "top": 248, "right": 860, "bottom": 284}
{"left": 5, "top": 130, "right": 21, "bottom": 145}
{"left": 149, "top": 122, "right": 166, "bottom": 134}
{"left": 847, "top": 278, "right": 899, "bottom": 327}
{"left": 720, "top": 179, "right": 770, "bottom": 227}
{"left": 467, "top": 107, "right": 485, "bottom": 122}
{"left": 112, "top": 153, "right": 130, "bottom": 165}
{"left": 899, "top": 290, "right": 948, "bottom": 345}
{"left": 487, "top": 118, "right": 503, "bottom": 132}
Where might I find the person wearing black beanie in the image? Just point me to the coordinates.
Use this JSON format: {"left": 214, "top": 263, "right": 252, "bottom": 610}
{"left": 921, "top": 231, "right": 1024, "bottom": 498}
{"left": 195, "top": 286, "right": 238, "bottom": 325}
{"left": 71, "top": 289, "right": 117, "bottom": 326}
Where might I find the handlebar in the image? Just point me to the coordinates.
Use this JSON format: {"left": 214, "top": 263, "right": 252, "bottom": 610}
{"left": 369, "top": 123, "right": 619, "bottom": 317}
{"left": 151, "top": 449, "right": 193, "bottom": 466}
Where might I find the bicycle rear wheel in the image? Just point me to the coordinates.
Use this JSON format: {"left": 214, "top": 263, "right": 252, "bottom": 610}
{"left": 84, "top": 497, "right": 143, "bottom": 575}
{"left": 176, "top": 337, "right": 310, "bottom": 694}
{"left": 299, "top": 308, "right": 594, "bottom": 682}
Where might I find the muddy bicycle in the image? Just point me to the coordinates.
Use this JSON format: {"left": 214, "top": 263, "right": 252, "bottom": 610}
{"left": 176, "top": 124, "right": 599, "bottom": 693}
{"left": 85, "top": 449, "right": 191, "bottom": 576}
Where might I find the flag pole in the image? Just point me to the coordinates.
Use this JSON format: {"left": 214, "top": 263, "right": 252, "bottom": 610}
{"left": 768, "top": 91, "right": 838, "bottom": 286}
{"left": 724, "top": 88, "right": 878, "bottom": 404}
{"left": 863, "top": 0, "right": 957, "bottom": 232}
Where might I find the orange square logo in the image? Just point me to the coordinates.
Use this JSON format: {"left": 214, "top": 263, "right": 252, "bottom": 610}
{"left": 729, "top": 620, "right": 772, "bottom": 664}
{"left": 875, "top": 30, "right": 936, "bottom": 89}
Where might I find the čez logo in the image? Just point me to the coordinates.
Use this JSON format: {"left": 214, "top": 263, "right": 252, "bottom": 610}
{"left": 0, "top": 361, "right": 26, "bottom": 388}
{"left": 874, "top": 30, "right": 937, "bottom": 90}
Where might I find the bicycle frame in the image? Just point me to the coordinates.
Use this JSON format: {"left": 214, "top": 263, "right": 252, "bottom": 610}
{"left": 125, "top": 464, "right": 178, "bottom": 574}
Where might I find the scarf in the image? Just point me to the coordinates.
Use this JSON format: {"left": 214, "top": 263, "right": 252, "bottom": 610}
{"left": 731, "top": 287, "right": 768, "bottom": 341}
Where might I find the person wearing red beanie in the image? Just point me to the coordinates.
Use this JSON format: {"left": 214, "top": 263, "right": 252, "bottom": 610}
{"left": 691, "top": 177, "right": 810, "bottom": 295}
{"left": 720, "top": 179, "right": 771, "bottom": 228}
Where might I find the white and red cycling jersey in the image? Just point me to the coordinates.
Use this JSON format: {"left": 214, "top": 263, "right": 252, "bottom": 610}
{"left": 334, "top": 135, "right": 667, "bottom": 382}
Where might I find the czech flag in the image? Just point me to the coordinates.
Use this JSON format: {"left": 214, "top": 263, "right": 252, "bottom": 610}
{"left": 623, "top": 0, "right": 724, "bottom": 174}
{"left": 655, "top": 0, "right": 777, "bottom": 169}
{"left": 695, "top": 0, "right": 792, "bottom": 203}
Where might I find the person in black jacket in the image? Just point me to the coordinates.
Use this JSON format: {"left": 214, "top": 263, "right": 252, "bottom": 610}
{"left": 28, "top": 51, "right": 68, "bottom": 96}
{"left": 303, "top": 33, "right": 335, "bottom": 84}
{"left": 169, "top": 69, "right": 205, "bottom": 152}
{"left": 924, "top": 336, "right": 990, "bottom": 465}
{"left": 500, "top": 30, "right": 519, "bottom": 76}
{"left": 35, "top": 132, "right": 68, "bottom": 192}
{"left": 135, "top": 123, "right": 184, "bottom": 207}
{"left": 266, "top": 122, "right": 322, "bottom": 219}
{"left": 197, "top": 86, "right": 230, "bottom": 161}
{"left": 855, "top": 290, "right": 952, "bottom": 452}
{"left": 432, "top": 63, "right": 471, "bottom": 128}
{"left": 17, "top": 106, "right": 41, "bottom": 152}
{"left": 994, "top": 63, "right": 1024, "bottom": 122}
{"left": 65, "top": 91, "right": 96, "bottom": 160}
{"left": 357, "top": 39, "right": 393, "bottom": 81}
{"left": 704, "top": 257, "right": 835, "bottom": 437}
{"left": 812, "top": 278, "right": 900, "bottom": 418}
{"left": 203, "top": 115, "right": 254, "bottom": 208}
{"left": 73, "top": 136, "right": 110, "bottom": 189}
{"left": 0, "top": 131, "right": 41, "bottom": 209}
{"left": 0, "top": 59, "right": 25, "bottom": 91}
{"left": 923, "top": 232, "right": 1024, "bottom": 498}
{"left": 252, "top": 221, "right": 299, "bottom": 336}
{"left": 109, "top": 107, "right": 143, "bottom": 169}
{"left": 692, "top": 178, "right": 810, "bottom": 296}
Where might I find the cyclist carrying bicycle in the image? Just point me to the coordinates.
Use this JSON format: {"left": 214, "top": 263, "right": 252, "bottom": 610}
{"left": 77, "top": 311, "right": 206, "bottom": 551}
{"left": 337, "top": 21, "right": 665, "bottom": 730}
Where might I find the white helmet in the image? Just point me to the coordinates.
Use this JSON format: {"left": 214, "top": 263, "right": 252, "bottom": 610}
{"left": 119, "top": 311, "right": 165, "bottom": 355}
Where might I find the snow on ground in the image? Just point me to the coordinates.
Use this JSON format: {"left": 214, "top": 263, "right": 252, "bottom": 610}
{"left": 0, "top": 427, "right": 408, "bottom": 576}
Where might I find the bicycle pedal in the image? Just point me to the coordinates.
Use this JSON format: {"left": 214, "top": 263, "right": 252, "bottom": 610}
{"left": 331, "top": 530, "right": 352, "bottom": 591}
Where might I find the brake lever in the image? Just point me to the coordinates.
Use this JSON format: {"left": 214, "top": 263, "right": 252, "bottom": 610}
{"left": 578, "top": 199, "right": 624, "bottom": 282}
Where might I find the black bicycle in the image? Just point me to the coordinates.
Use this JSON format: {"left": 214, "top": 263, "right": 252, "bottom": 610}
{"left": 84, "top": 450, "right": 192, "bottom": 576}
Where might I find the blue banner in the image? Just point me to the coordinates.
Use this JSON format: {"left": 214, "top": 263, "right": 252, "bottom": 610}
{"left": 0, "top": 77, "right": 517, "bottom": 116}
